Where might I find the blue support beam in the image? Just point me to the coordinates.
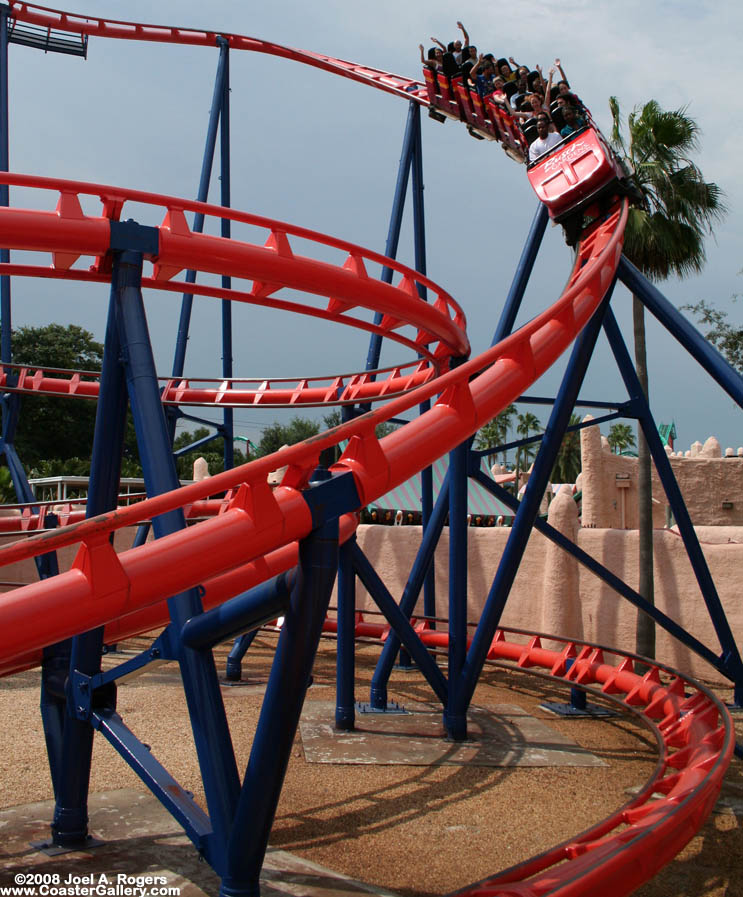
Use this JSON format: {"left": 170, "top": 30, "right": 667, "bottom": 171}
{"left": 351, "top": 540, "right": 448, "bottom": 706}
{"left": 335, "top": 538, "right": 357, "bottom": 730}
{"left": 410, "top": 103, "right": 436, "bottom": 623}
{"left": 491, "top": 202, "right": 548, "bottom": 346}
{"left": 171, "top": 37, "right": 230, "bottom": 381}
{"left": 602, "top": 304, "right": 743, "bottom": 700}
{"left": 0, "top": 5, "right": 9, "bottom": 367}
{"left": 218, "top": 37, "right": 234, "bottom": 471}
{"left": 365, "top": 100, "right": 418, "bottom": 375}
{"left": 370, "top": 474, "right": 450, "bottom": 708}
{"left": 49, "top": 259, "right": 131, "bottom": 848}
{"left": 618, "top": 257, "right": 743, "bottom": 407}
{"left": 459, "top": 285, "right": 613, "bottom": 710}
{"left": 115, "top": 239, "right": 240, "bottom": 871}
{"left": 222, "top": 509, "right": 340, "bottom": 897}
{"left": 445, "top": 438, "right": 469, "bottom": 740}
{"left": 471, "top": 469, "right": 727, "bottom": 672}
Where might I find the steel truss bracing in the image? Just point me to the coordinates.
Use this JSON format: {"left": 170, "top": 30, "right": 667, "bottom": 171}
{"left": 0, "top": 5, "right": 739, "bottom": 897}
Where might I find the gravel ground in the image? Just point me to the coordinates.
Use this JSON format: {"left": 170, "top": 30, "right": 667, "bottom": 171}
{"left": 0, "top": 634, "right": 741, "bottom": 897}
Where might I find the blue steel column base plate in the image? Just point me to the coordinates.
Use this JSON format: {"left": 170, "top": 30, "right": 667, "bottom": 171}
{"left": 539, "top": 701, "right": 617, "bottom": 719}
{"left": 30, "top": 836, "right": 105, "bottom": 856}
{"left": 355, "top": 701, "right": 408, "bottom": 715}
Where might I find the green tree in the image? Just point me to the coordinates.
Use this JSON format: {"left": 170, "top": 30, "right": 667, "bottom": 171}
{"left": 551, "top": 413, "right": 582, "bottom": 483}
{"left": 6, "top": 323, "right": 103, "bottom": 467}
{"left": 173, "top": 427, "right": 247, "bottom": 480}
{"left": 609, "top": 97, "right": 725, "bottom": 660}
{"left": 683, "top": 296, "right": 743, "bottom": 372}
{"left": 1, "top": 323, "right": 143, "bottom": 474}
{"left": 0, "top": 466, "right": 16, "bottom": 503}
{"left": 515, "top": 411, "right": 542, "bottom": 483}
{"left": 255, "top": 416, "right": 321, "bottom": 458}
{"left": 475, "top": 403, "right": 516, "bottom": 466}
{"left": 608, "top": 423, "right": 637, "bottom": 455}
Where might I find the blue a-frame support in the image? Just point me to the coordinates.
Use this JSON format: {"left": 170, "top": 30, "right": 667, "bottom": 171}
{"left": 0, "top": 19, "right": 740, "bottom": 893}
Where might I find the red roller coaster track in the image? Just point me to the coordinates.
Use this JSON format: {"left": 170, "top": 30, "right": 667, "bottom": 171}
{"left": 0, "top": 5, "right": 734, "bottom": 897}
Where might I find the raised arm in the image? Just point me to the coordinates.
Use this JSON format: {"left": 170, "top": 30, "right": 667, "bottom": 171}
{"left": 419, "top": 44, "right": 432, "bottom": 68}
{"left": 457, "top": 21, "right": 470, "bottom": 46}
{"left": 554, "top": 58, "right": 569, "bottom": 86}
{"left": 545, "top": 67, "right": 555, "bottom": 107}
{"left": 430, "top": 37, "right": 446, "bottom": 51}
{"left": 469, "top": 53, "right": 483, "bottom": 79}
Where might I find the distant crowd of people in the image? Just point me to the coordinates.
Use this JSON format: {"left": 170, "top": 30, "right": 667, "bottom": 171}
{"left": 419, "top": 22, "right": 587, "bottom": 163}
{"left": 361, "top": 508, "right": 509, "bottom": 527}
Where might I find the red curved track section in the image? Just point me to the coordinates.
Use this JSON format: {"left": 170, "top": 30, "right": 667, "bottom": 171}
{"left": 0, "top": 6, "right": 733, "bottom": 897}
{"left": 0, "top": 358, "right": 438, "bottom": 409}
{"left": 8, "top": 2, "right": 429, "bottom": 103}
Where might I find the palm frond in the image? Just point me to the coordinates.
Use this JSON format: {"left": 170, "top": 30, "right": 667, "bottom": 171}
{"left": 609, "top": 96, "right": 725, "bottom": 282}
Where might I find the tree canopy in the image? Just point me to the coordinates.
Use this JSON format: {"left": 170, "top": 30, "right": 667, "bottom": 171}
{"left": 5, "top": 324, "right": 103, "bottom": 468}
{"left": 609, "top": 98, "right": 726, "bottom": 280}
{"left": 683, "top": 297, "right": 743, "bottom": 373}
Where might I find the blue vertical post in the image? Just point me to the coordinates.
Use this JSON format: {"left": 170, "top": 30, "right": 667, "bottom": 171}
{"left": 335, "top": 538, "right": 356, "bottom": 730}
{"left": 222, "top": 511, "right": 339, "bottom": 897}
{"left": 410, "top": 103, "right": 436, "bottom": 624}
{"left": 458, "top": 286, "right": 614, "bottom": 711}
{"left": 115, "top": 242, "right": 239, "bottom": 866}
{"left": 0, "top": 5, "right": 9, "bottom": 367}
{"left": 50, "top": 257, "right": 132, "bottom": 847}
{"left": 171, "top": 38, "right": 230, "bottom": 382}
{"left": 491, "top": 202, "right": 548, "bottom": 346}
{"left": 364, "top": 100, "right": 418, "bottom": 375}
{"left": 445, "top": 438, "right": 470, "bottom": 740}
{"left": 218, "top": 38, "right": 234, "bottom": 471}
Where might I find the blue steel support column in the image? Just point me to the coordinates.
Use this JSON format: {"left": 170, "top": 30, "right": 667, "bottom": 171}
{"left": 0, "top": 4, "right": 9, "bottom": 366}
{"left": 491, "top": 203, "right": 549, "bottom": 346}
{"left": 445, "top": 438, "right": 470, "bottom": 740}
{"left": 171, "top": 38, "right": 230, "bottom": 382}
{"left": 459, "top": 286, "right": 614, "bottom": 710}
{"left": 218, "top": 38, "right": 234, "bottom": 471}
{"left": 51, "top": 260, "right": 131, "bottom": 847}
{"left": 222, "top": 511, "right": 340, "bottom": 897}
{"left": 0, "top": 5, "right": 31, "bottom": 508}
{"left": 602, "top": 305, "right": 743, "bottom": 702}
{"left": 370, "top": 475, "right": 450, "bottom": 708}
{"left": 410, "top": 102, "right": 436, "bottom": 624}
{"left": 115, "top": 244, "right": 239, "bottom": 867}
{"left": 335, "top": 537, "right": 356, "bottom": 730}
{"left": 364, "top": 100, "right": 418, "bottom": 374}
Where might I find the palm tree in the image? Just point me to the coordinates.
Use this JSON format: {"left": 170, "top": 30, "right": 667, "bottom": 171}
{"left": 551, "top": 413, "right": 582, "bottom": 484}
{"left": 609, "top": 98, "right": 726, "bottom": 660}
{"left": 475, "top": 403, "right": 516, "bottom": 467}
{"left": 608, "top": 423, "right": 636, "bottom": 455}
{"left": 515, "top": 411, "right": 542, "bottom": 488}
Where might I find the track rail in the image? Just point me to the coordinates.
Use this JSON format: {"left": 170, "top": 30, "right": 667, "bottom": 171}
{"left": 0, "top": 358, "right": 438, "bottom": 410}
{"left": 328, "top": 617, "right": 733, "bottom": 897}
{"left": 7, "top": 2, "right": 429, "bottom": 104}
{"left": 0, "top": 198, "right": 626, "bottom": 667}
{"left": 1, "top": 7, "right": 731, "bottom": 897}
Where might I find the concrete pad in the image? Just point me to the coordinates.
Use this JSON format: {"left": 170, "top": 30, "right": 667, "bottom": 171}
{"left": 0, "top": 790, "right": 399, "bottom": 897}
{"left": 299, "top": 702, "right": 606, "bottom": 767}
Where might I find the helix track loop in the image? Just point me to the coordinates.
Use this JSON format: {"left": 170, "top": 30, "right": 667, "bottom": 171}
{"left": 0, "top": 6, "right": 734, "bottom": 895}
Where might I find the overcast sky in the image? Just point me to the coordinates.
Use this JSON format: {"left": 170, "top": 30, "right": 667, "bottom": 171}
{"left": 5, "top": 0, "right": 742, "bottom": 453}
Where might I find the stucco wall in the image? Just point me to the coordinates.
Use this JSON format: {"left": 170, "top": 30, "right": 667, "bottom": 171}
{"left": 580, "top": 419, "right": 743, "bottom": 528}
{"left": 349, "top": 518, "right": 743, "bottom": 685}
